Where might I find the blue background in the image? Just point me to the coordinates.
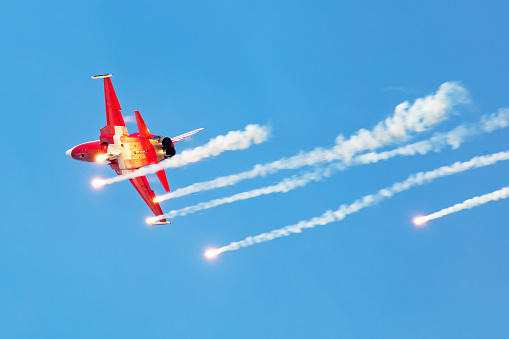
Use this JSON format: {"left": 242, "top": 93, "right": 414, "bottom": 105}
{"left": 1, "top": 1, "right": 509, "bottom": 338}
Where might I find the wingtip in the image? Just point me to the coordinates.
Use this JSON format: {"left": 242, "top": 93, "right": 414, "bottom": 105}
{"left": 148, "top": 221, "right": 172, "bottom": 226}
{"left": 91, "top": 74, "right": 113, "bottom": 79}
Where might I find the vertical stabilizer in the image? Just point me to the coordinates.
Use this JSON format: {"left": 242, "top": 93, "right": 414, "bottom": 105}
{"left": 135, "top": 110, "right": 152, "bottom": 138}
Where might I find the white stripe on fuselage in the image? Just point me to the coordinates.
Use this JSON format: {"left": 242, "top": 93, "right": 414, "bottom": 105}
{"left": 108, "top": 126, "right": 132, "bottom": 170}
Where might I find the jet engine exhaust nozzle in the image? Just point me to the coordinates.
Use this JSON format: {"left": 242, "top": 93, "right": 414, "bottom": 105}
{"left": 161, "top": 137, "right": 176, "bottom": 158}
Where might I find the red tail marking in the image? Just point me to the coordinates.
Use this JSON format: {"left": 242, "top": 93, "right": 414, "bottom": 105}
{"left": 135, "top": 110, "right": 152, "bottom": 139}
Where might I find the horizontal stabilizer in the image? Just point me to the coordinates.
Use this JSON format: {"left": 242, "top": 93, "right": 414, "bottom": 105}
{"left": 156, "top": 168, "right": 170, "bottom": 192}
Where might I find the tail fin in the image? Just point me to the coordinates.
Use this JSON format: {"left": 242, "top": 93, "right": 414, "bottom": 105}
{"left": 135, "top": 110, "right": 152, "bottom": 138}
{"left": 135, "top": 111, "right": 168, "bottom": 191}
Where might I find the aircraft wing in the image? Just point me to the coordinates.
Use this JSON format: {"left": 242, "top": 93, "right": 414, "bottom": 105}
{"left": 171, "top": 128, "right": 204, "bottom": 143}
{"left": 128, "top": 175, "right": 169, "bottom": 222}
{"left": 93, "top": 74, "right": 129, "bottom": 137}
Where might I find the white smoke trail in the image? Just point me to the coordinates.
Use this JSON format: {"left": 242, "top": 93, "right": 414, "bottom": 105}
{"left": 156, "top": 108, "right": 509, "bottom": 203}
{"left": 206, "top": 150, "right": 509, "bottom": 256}
{"left": 97, "top": 124, "right": 270, "bottom": 186}
{"left": 324, "top": 82, "right": 469, "bottom": 162}
{"left": 414, "top": 185, "right": 509, "bottom": 225}
{"left": 165, "top": 124, "right": 270, "bottom": 167}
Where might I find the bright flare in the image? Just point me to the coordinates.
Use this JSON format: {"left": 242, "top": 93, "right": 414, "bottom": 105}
{"left": 413, "top": 216, "right": 429, "bottom": 226}
{"left": 146, "top": 217, "right": 157, "bottom": 225}
{"left": 153, "top": 196, "right": 162, "bottom": 203}
{"left": 92, "top": 179, "right": 105, "bottom": 188}
{"left": 95, "top": 153, "right": 109, "bottom": 162}
{"left": 205, "top": 248, "right": 220, "bottom": 259}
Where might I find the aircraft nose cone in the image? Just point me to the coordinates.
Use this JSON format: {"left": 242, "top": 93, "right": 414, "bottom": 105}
{"left": 65, "top": 147, "right": 74, "bottom": 158}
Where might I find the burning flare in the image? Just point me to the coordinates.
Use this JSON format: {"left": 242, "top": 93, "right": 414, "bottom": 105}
{"left": 413, "top": 216, "right": 429, "bottom": 226}
{"left": 95, "top": 153, "right": 109, "bottom": 162}
{"left": 204, "top": 248, "right": 220, "bottom": 259}
{"left": 146, "top": 217, "right": 157, "bottom": 224}
{"left": 92, "top": 179, "right": 106, "bottom": 188}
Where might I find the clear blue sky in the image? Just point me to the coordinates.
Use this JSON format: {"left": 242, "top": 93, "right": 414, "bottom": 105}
{"left": 1, "top": 1, "right": 509, "bottom": 338}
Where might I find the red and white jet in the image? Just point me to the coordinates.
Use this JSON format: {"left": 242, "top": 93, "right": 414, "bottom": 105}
{"left": 66, "top": 74, "right": 203, "bottom": 225}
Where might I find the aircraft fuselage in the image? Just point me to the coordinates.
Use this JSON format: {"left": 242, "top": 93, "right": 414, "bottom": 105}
{"left": 66, "top": 133, "right": 173, "bottom": 172}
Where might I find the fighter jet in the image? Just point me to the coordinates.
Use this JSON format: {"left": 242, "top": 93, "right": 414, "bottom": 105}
{"left": 66, "top": 74, "right": 203, "bottom": 225}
